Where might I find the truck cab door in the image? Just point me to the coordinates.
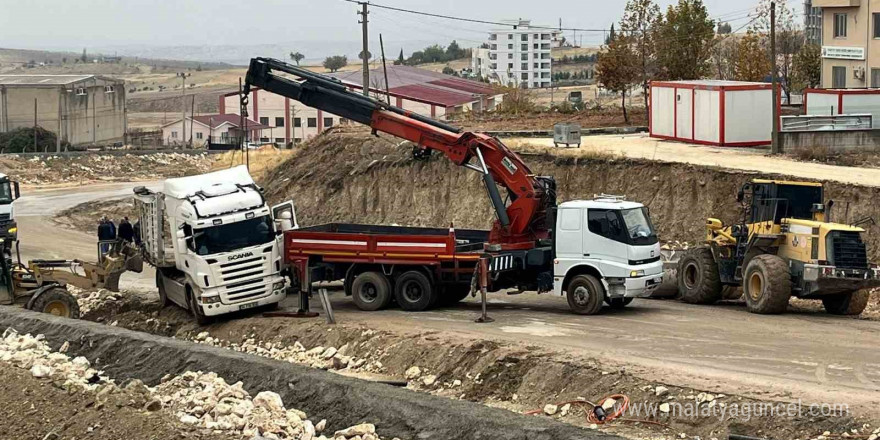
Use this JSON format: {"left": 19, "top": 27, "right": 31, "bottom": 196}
{"left": 271, "top": 201, "right": 299, "bottom": 233}
{"left": 583, "top": 209, "right": 630, "bottom": 274}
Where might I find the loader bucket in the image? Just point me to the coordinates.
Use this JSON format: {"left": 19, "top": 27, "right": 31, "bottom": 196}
{"left": 653, "top": 248, "right": 682, "bottom": 298}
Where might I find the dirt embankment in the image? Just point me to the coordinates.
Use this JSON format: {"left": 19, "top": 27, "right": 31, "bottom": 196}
{"left": 262, "top": 128, "right": 880, "bottom": 261}
{"left": 67, "top": 292, "right": 877, "bottom": 440}
{"left": 1, "top": 152, "right": 213, "bottom": 187}
{"left": 451, "top": 108, "right": 647, "bottom": 132}
{"left": 56, "top": 198, "right": 136, "bottom": 234}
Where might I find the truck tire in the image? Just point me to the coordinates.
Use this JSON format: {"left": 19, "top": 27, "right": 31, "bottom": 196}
{"left": 30, "top": 286, "right": 81, "bottom": 319}
{"left": 156, "top": 271, "right": 171, "bottom": 307}
{"left": 186, "top": 287, "right": 212, "bottom": 326}
{"left": 394, "top": 271, "right": 434, "bottom": 312}
{"left": 566, "top": 274, "right": 604, "bottom": 315}
{"left": 350, "top": 271, "right": 392, "bottom": 311}
{"left": 743, "top": 255, "right": 792, "bottom": 314}
{"left": 822, "top": 290, "right": 870, "bottom": 316}
{"left": 677, "top": 248, "right": 722, "bottom": 305}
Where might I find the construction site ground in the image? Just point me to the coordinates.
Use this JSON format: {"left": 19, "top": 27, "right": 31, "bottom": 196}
{"left": 8, "top": 150, "right": 880, "bottom": 440}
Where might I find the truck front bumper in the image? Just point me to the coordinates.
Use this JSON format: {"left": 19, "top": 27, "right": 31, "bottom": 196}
{"left": 605, "top": 273, "right": 664, "bottom": 299}
{"left": 801, "top": 264, "right": 880, "bottom": 297}
{"left": 198, "top": 283, "right": 287, "bottom": 317}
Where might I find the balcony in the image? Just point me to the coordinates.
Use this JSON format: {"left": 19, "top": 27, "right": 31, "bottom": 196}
{"left": 812, "top": 0, "right": 859, "bottom": 6}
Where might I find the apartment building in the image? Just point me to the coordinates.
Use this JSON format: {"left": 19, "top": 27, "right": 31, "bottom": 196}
{"left": 815, "top": 0, "right": 880, "bottom": 88}
{"left": 477, "top": 19, "right": 560, "bottom": 88}
{"left": 805, "top": 1, "right": 823, "bottom": 46}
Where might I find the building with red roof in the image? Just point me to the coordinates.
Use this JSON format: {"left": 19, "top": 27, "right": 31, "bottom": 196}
{"left": 161, "top": 114, "right": 268, "bottom": 148}
{"left": 220, "top": 65, "right": 504, "bottom": 146}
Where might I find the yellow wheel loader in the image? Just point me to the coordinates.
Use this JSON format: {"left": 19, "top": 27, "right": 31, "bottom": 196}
{"left": 0, "top": 225, "right": 142, "bottom": 319}
{"left": 678, "top": 180, "right": 880, "bottom": 315}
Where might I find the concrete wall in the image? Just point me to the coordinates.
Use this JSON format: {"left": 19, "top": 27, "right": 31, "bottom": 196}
{"left": 781, "top": 129, "right": 880, "bottom": 153}
{"left": 0, "top": 78, "right": 125, "bottom": 147}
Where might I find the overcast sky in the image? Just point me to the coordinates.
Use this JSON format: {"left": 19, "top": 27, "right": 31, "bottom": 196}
{"left": 1, "top": 0, "right": 763, "bottom": 54}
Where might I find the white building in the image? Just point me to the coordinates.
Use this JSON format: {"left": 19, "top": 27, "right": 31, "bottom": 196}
{"left": 475, "top": 19, "right": 560, "bottom": 88}
{"left": 161, "top": 114, "right": 267, "bottom": 148}
{"left": 221, "top": 65, "right": 503, "bottom": 145}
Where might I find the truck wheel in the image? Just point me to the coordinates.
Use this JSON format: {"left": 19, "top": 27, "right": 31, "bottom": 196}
{"left": 394, "top": 271, "right": 434, "bottom": 312}
{"left": 350, "top": 271, "right": 392, "bottom": 311}
{"left": 566, "top": 275, "right": 604, "bottom": 315}
{"left": 677, "top": 248, "right": 722, "bottom": 305}
{"left": 156, "top": 271, "right": 170, "bottom": 307}
{"left": 608, "top": 298, "right": 634, "bottom": 309}
{"left": 30, "top": 287, "right": 81, "bottom": 319}
{"left": 743, "top": 255, "right": 791, "bottom": 314}
{"left": 186, "top": 288, "right": 212, "bottom": 326}
{"left": 822, "top": 290, "right": 870, "bottom": 316}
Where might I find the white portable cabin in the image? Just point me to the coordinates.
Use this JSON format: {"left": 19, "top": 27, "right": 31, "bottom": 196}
{"left": 804, "top": 89, "right": 880, "bottom": 128}
{"left": 649, "top": 80, "right": 777, "bottom": 147}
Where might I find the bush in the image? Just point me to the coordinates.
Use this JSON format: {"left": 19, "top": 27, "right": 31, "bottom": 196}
{"left": 0, "top": 127, "right": 66, "bottom": 153}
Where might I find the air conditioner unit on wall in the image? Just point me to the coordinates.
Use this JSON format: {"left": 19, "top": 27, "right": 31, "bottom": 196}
{"left": 854, "top": 67, "right": 866, "bottom": 81}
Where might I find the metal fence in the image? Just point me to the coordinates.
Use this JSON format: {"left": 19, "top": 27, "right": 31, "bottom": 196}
{"left": 781, "top": 114, "right": 873, "bottom": 132}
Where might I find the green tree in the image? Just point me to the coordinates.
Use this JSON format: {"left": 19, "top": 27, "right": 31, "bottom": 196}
{"left": 395, "top": 48, "right": 405, "bottom": 65}
{"left": 80, "top": 48, "right": 87, "bottom": 63}
{"left": 717, "top": 22, "right": 732, "bottom": 34}
{"left": 289, "top": 52, "right": 305, "bottom": 66}
{"left": 446, "top": 40, "right": 463, "bottom": 59}
{"left": 605, "top": 24, "right": 617, "bottom": 45}
{"left": 597, "top": 34, "right": 639, "bottom": 123}
{"left": 621, "top": 0, "right": 662, "bottom": 110}
{"left": 750, "top": 0, "right": 802, "bottom": 103}
{"left": 654, "top": 0, "right": 716, "bottom": 80}
{"left": 710, "top": 34, "right": 738, "bottom": 80}
{"left": 322, "top": 55, "right": 348, "bottom": 72}
{"left": 791, "top": 43, "right": 821, "bottom": 92}
{"left": 735, "top": 31, "right": 772, "bottom": 82}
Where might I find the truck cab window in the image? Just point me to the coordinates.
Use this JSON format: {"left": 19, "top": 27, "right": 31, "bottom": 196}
{"left": 589, "top": 208, "right": 657, "bottom": 245}
{"left": 0, "top": 182, "right": 11, "bottom": 204}
{"left": 588, "top": 209, "right": 624, "bottom": 241}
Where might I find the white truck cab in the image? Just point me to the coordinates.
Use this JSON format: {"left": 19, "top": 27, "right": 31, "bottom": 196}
{"left": 553, "top": 196, "right": 663, "bottom": 314}
{"left": 0, "top": 174, "right": 20, "bottom": 238}
{"left": 134, "top": 166, "right": 297, "bottom": 324}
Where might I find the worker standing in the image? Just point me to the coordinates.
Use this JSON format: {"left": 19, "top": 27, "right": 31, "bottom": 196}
{"left": 97, "top": 217, "right": 116, "bottom": 260}
{"left": 118, "top": 217, "right": 134, "bottom": 243}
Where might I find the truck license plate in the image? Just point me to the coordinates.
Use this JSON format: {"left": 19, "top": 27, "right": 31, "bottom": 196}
{"left": 238, "top": 301, "right": 259, "bottom": 310}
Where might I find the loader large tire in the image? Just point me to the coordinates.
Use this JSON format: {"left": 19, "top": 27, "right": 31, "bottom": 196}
{"left": 822, "top": 290, "right": 870, "bottom": 316}
{"left": 743, "top": 255, "right": 791, "bottom": 314}
{"left": 677, "top": 248, "right": 722, "bottom": 305}
{"left": 30, "top": 286, "right": 80, "bottom": 319}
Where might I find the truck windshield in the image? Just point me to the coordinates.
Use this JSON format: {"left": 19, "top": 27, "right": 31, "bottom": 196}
{"left": 621, "top": 208, "right": 657, "bottom": 245}
{"left": 192, "top": 215, "right": 274, "bottom": 256}
{"left": 0, "top": 182, "right": 12, "bottom": 204}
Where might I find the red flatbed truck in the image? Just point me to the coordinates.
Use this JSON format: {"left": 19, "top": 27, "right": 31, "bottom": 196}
{"left": 284, "top": 223, "right": 489, "bottom": 311}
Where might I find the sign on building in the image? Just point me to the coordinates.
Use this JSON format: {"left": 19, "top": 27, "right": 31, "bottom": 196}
{"left": 822, "top": 46, "right": 866, "bottom": 60}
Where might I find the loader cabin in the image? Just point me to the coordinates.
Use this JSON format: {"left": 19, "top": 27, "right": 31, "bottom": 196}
{"left": 740, "top": 180, "right": 826, "bottom": 224}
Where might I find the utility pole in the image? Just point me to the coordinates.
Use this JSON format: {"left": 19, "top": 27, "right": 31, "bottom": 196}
{"left": 177, "top": 72, "right": 190, "bottom": 148}
{"left": 358, "top": 2, "right": 370, "bottom": 97}
{"left": 380, "top": 33, "right": 391, "bottom": 105}
{"left": 770, "top": 1, "right": 780, "bottom": 154}
{"left": 33, "top": 98, "right": 37, "bottom": 152}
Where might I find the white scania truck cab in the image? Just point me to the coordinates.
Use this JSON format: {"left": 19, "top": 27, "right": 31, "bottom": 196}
{"left": 553, "top": 196, "right": 663, "bottom": 314}
{"left": 0, "top": 174, "right": 21, "bottom": 238}
{"left": 133, "top": 166, "right": 297, "bottom": 324}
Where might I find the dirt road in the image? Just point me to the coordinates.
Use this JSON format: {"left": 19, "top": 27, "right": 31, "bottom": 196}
{"left": 16, "top": 181, "right": 160, "bottom": 290}
{"left": 505, "top": 134, "right": 880, "bottom": 187}
{"left": 19, "top": 182, "right": 880, "bottom": 417}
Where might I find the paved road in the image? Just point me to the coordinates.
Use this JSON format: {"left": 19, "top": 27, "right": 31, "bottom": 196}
{"left": 504, "top": 133, "right": 880, "bottom": 187}
{"left": 17, "top": 182, "right": 880, "bottom": 413}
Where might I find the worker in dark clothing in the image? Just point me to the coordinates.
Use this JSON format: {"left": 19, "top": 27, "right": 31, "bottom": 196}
{"left": 133, "top": 220, "right": 141, "bottom": 245}
{"left": 97, "top": 217, "right": 116, "bottom": 259}
{"left": 118, "top": 217, "right": 134, "bottom": 243}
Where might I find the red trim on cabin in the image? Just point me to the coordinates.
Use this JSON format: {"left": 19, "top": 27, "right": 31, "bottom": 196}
{"left": 431, "top": 105, "right": 436, "bottom": 118}
{"left": 838, "top": 94, "right": 844, "bottom": 114}
{"left": 719, "top": 89, "right": 726, "bottom": 145}
{"left": 650, "top": 134, "right": 769, "bottom": 148}
{"left": 396, "top": 97, "right": 403, "bottom": 107}
{"left": 650, "top": 81, "right": 773, "bottom": 92}
{"left": 284, "top": 98, "right": 291, "bottom": 143}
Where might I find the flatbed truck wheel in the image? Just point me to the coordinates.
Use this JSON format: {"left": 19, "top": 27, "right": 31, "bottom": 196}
{"left": 743, "top": 255, "right": 791, "bottom": 315}
{"left": 394, "top": 271, "right": 434, "bottom": 312}
{"left": 822, "top": 290, "right": 870, "bottom": 316}
{"left": 156, "top": 271, "right": 171, "bottom": 307}
{"left": 677, "top": 248, "right": 722, "bottom": 305}
{"left": 30, "top": 286, "right": 81, "bottom": 319}
{"left": 350, "top": 271, "right": 392, "bottom": 311}
{"left": 566, "top": 274, "right": 604, "bottom": 315}
{"left": 186, "top": 288, "right": 212, "bottom": 326}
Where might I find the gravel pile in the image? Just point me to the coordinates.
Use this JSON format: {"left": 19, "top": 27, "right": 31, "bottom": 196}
{"left": 68, "top": 286, "right": 126, "bottom": 314}
{"left": 1, "top": 328, "right": 391, "bottom": 440}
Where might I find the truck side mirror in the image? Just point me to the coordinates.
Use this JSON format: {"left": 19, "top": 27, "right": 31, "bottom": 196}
{"left": 12, "top": 182, "right": 19, "bottom": 201}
